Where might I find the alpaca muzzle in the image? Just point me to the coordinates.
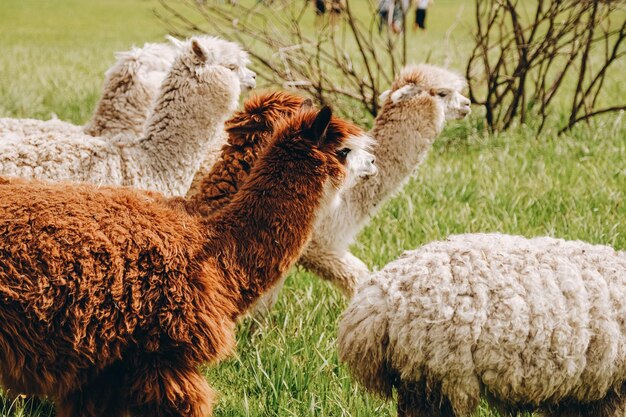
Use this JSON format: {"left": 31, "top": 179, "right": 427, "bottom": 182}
{"left": 240, "top": 68, "right": 257, "bottom": 90}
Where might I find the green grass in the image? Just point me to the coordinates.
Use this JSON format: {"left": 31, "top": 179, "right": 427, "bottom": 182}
{"left": 0, "top": 0, "right": 625, "bottom": 416}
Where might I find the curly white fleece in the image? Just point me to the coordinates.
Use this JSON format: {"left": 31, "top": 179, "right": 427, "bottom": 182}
{"left": 0, "top": 42, "right": 176, "bottom": 140}
{"left": 338, "top": 233, "right": 626, "bottom": 415}
{"left": 0, "top": 36, "right": 249, "bottom": 196}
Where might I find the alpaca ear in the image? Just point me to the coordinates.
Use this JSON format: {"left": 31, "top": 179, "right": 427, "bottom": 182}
{"left": 390, "top": 84, "right": 422, "bottom": 103}
{"left": 225, "top": 119, "right": 262, "bottom": 140}
{"left": 165, "top": 35, "right": 185, "bottom": 49}
{"left": 300, "top": 98, "right": 314, "bottom": 109}
{"left": 379, "top": 89, "right": 391, "bottom": 103}
{"left": 312, "top": 106, "right": 332, "bottom": 147}
{"left": 190, "top": 38, "right": 215, "bottom": 63}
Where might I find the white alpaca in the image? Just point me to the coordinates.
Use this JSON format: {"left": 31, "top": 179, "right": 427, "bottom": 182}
{"left": 0, "top": 42, "right": 177, "bottom": 140}
{"left": 0, "top": 36, "right": 256, "bottom": 197}
{"left": 338, "top": 233, "right": 626, "bottom": 417}
{"left": 253, "top": 64, "right": 471, "bottom": 313}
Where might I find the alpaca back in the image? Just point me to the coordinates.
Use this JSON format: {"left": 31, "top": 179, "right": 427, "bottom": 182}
{"left": 318, "top": 64, "right": 468, "bottom": 251}
{"left": 134, "top": 36, "right": 245, "bottom": 196}
{"left": 342, "top": 233, "right": 626, "bottom": 412}
{"left": 0, "top": 117, "right": 82, "bottom": 137}
{"left": 0, "top": 177, "right": 234, "bottom": 397}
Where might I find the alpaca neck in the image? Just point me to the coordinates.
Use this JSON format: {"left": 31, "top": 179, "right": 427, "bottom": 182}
{"left": 84, "top": 78, "right": 153, "bottom": 137}
{"left": 202, "top": 150, "right": 328, "bottom": 316}
{"left": 133, "top": 69, "right": 235, "bottom": 197}
{"left": 349, "top": 96, "right": 444, "bottom": 221}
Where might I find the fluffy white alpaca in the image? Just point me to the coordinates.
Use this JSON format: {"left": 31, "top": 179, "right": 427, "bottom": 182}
{"left": 253, "top": 64, "right": 471, "bottom": 314}
{"left": 0, "top": 42, "right": 177, "bottom": 140}
{"left": 0, "top": 36, "right": 255, "bottom": 197}
{"left": 338, "top": 233, "right": 626, "bottom": 417}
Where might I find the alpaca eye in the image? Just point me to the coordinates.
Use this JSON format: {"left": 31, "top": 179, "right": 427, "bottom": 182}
{"left": 226, "top": 64, "right": 237, "bottom": 71}
{"left": 438, "top": 91, "right": 448, "bottom": 98}
{"left": 337, "top": 148, "right": 351, "bottom": 158}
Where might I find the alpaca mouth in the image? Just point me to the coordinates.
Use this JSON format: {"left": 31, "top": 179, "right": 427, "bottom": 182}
{"left": 362, "top": 167, "right": 378, "bottom": 178}
{"left": 241, "top": 81, "right": 256, "bottom": 91}
{"left": 457, "top": 107, "right": 471, "bottom": 119}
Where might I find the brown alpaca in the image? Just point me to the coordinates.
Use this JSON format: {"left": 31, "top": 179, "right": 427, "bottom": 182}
{"left": 188, "top": 91, "right": 309, "bottom": 210}
{"left": 0, "top": 106, "right": 374, "bottom": 417}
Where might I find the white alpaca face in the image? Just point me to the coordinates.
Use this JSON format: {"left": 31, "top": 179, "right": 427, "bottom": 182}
{"left": 436, "top": 89, "right": 471, "bottom": 120}
{"left": 169, "top": 35, "right": 256, "bottom": 91}
{"left": 381, "top": 84, "right": 471, "bottom": 120}
{"left": 233, "top": 66, "right": 257, "bottom": 91}
{"left": 217, "top": 48, "right": 255, "bottom": 91}
{"left": 340, "top": 134, "right": 377, "bottom": 189}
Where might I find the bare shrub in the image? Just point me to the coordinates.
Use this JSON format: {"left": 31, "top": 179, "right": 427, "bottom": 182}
{"left": 155, "top": 0, "right": 412, "bottom": 120}
{"left": 467, "top": 0, "right": 625, "bottom": 133}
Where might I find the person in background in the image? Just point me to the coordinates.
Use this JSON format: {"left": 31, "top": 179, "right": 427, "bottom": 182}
{"left": 378, "top": 0, "right": 393, "bottom": 32}
{"left": 315, "top": 0, "right": 327, "bottom": 15}
{"left": 379, "top": 0, "right": 409, "bottom": 34}
{"left": 414, "top": 0, "right": 432, "bottom": 32}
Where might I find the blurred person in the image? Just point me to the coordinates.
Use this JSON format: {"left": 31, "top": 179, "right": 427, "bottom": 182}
{"left": 414, "top": 0, "right": 432, "bottom": 31}
{"left": 379, "top": 0, "right": 408, "bottom": 34}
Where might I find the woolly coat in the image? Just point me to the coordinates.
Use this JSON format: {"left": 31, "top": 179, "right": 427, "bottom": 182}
{"left": 0, "top": 107, "right": 357, "bottom": 416}
{"left": 187, "top": 91, "right": 307, "bottom": 207}
{"left": 338, "top": 233, "right": 626, "bottom": 416}
{"left": 0, "top": 42, "right": 176, "bottom": 140}
{"left": 0, "top": 36, "right": 245, "bottom": 197}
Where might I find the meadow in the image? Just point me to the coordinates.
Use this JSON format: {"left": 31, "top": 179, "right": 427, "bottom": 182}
{"left": 0, "top": 0, "right": 624, "bottom": 416}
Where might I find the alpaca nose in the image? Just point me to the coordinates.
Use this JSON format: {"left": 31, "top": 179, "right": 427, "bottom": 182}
{"left": 368, "top": 159, "right": 378, "bottom": 176}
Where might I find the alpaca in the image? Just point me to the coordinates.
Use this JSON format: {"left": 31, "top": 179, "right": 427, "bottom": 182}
{"left": 0, "top": 41, "right": 177, "bottom": 140}
{"left": 0, "top": 35, "right": 255, "bottom": 197}
{"left": 0, "top": 106, "right": 376, "bottom": 417}
{"left": 257, "top": 64, "right": 471, "bottom": 310}
{"left": 338, "top": 233, "right": 626, "bottom": 417}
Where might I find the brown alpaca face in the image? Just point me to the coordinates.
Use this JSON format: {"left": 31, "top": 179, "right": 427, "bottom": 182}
{"left": 308, "top": 109, "right": 376, "bottom": 191}
{"left": 298, "top": 109, "right": 376, "bottom": 214}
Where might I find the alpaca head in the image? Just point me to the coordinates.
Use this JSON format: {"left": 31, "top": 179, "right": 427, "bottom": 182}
{"left": 227, "top": 91, "right": 376, "bottom": 186}
{"left": 167, "top": 35, "right": 256, "bottom": 91}
{"left": 379, "top": 64, "right": 471, "bottom": 120}
{"left": 270, "top": 106, "right": 376, "bottom": 212}
{"left": 225, "top": 91, "right": 308, "bottom": 144}
{"left": 106, "top": 42, "right": 177, "bottom": 94}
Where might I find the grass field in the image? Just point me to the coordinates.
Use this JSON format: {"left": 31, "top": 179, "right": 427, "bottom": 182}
{"left": 0, "top": 0, "right": 624, "bottom": 416}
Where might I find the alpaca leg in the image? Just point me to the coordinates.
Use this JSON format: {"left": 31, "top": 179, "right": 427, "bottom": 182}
{"left": 248, "top": 274, "right": 287, "bottom": 317}
{"left": 299, "top": 241, "right": 370, "bottom": 297}
{"left": 127, "top": 359, "right": 214, "bottom": 417}
{"left": 396, "top": 382, "right": 455, "bottom": 417}
{"left": 545, "top": 386, "right": 626, "bottom": 417}
{"left": 397, "top": 382, "right": 427, "bottom": 417}
{"left": 56, "top": 362, "right": 127, "bottom": 417}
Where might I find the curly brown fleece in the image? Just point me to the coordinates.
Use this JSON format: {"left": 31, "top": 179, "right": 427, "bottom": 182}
{"left": 188, "top": 91, "right": 308, "bottom": 210}
{"left": 0, "top": 106, "right": 358, "bottom": 417}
